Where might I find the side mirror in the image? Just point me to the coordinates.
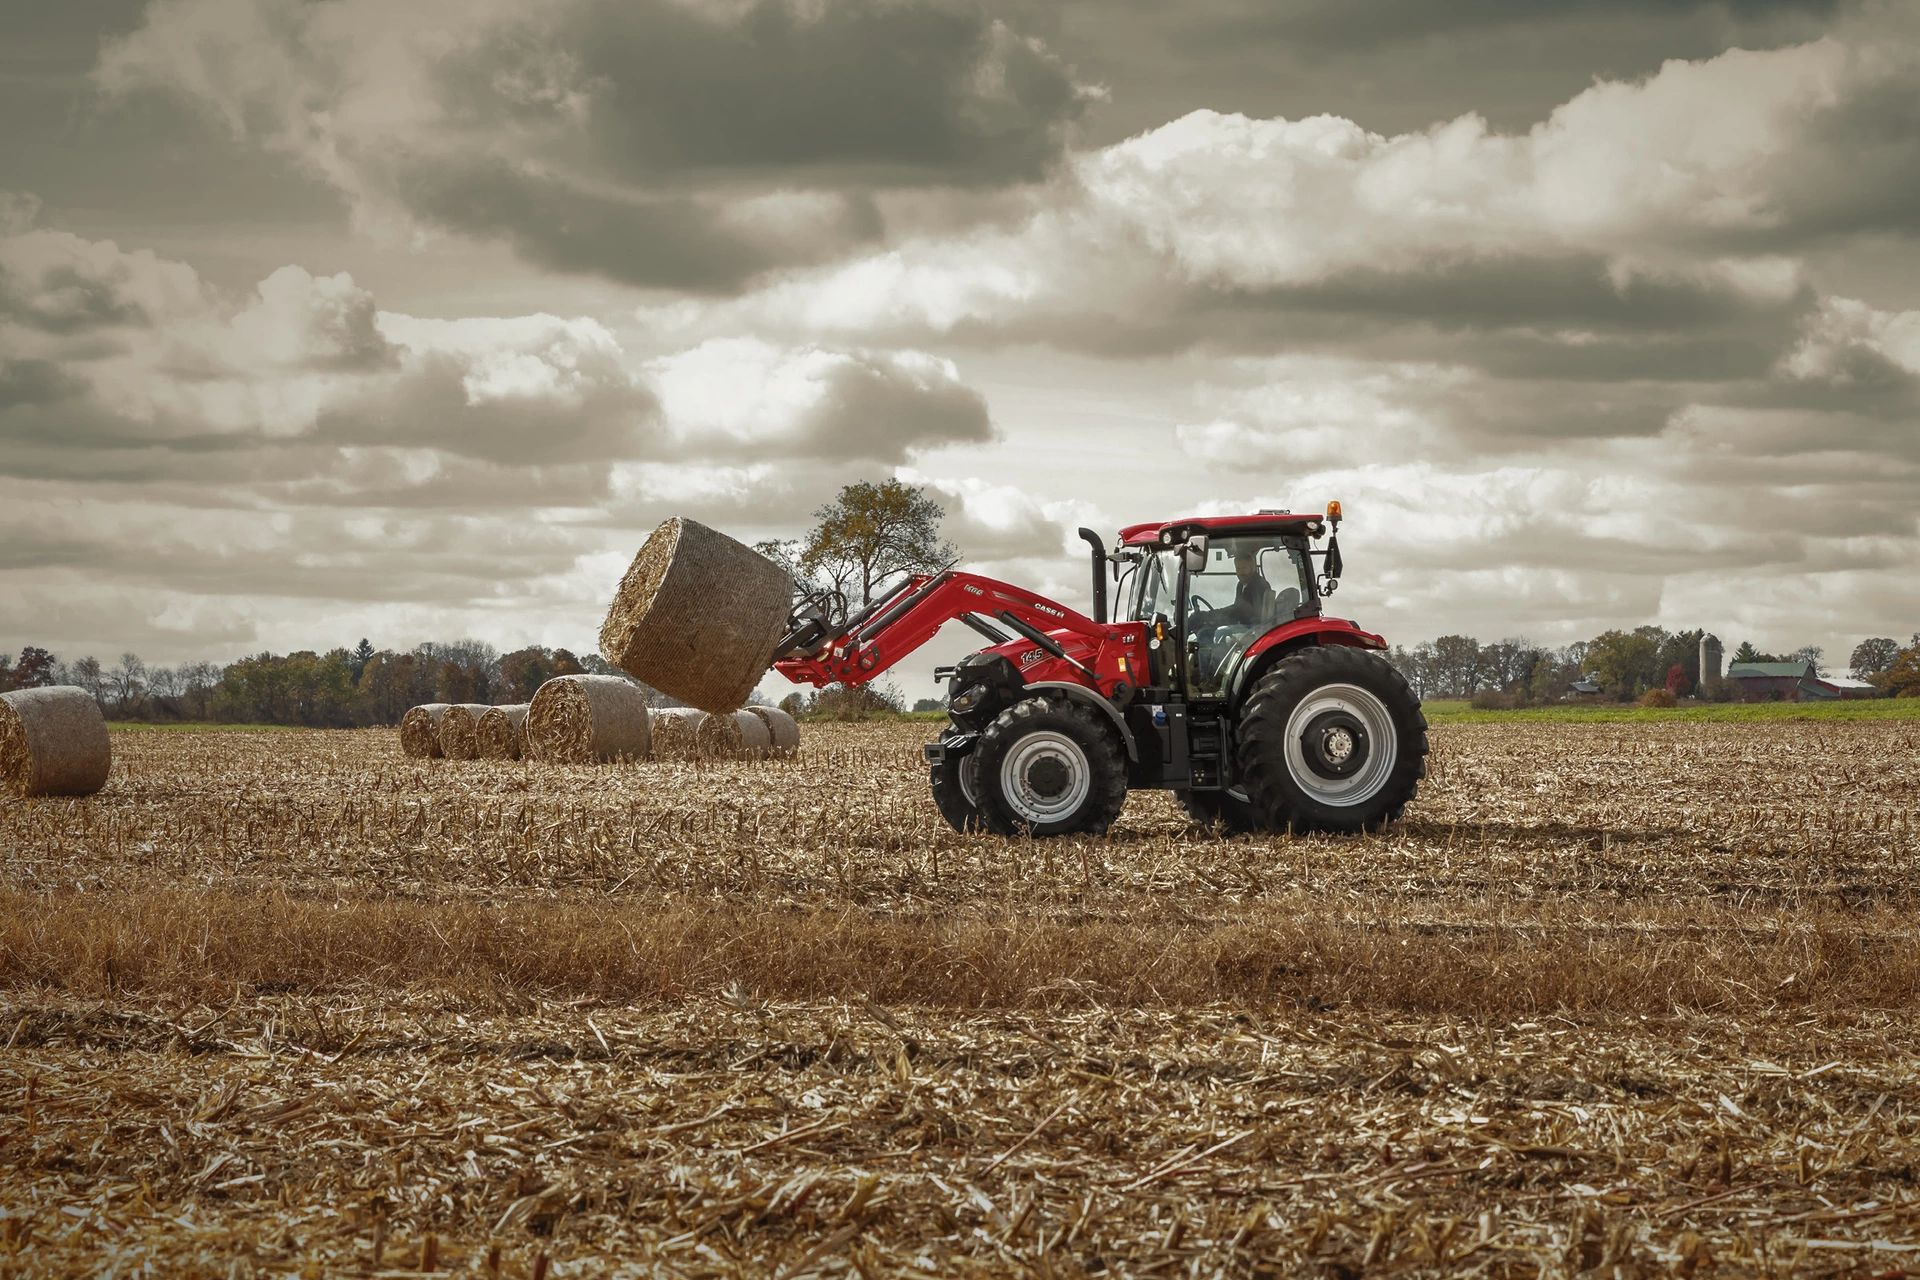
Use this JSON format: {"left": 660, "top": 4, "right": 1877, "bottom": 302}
{"left": 1182, "top": 534, "right": 1209, "bottom": 575}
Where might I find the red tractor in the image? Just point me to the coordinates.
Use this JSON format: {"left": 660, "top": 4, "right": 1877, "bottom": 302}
{"left": 773, "top": 507, "right": 1426, "bottom": 837}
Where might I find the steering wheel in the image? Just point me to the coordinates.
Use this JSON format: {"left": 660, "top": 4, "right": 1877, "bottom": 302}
{"left": 1186, "top": 593, "right": 1217, "bottom": 618}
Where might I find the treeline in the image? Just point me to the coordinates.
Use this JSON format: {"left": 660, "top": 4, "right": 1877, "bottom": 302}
{"left": 6, "top": 626, "right": 1916, "bottom": 727}
{"left": 0, "top": 641, "right": 674, "bottom": 727}
{"left": 1389, "top": 628, "right": 1920, "bottom": 703}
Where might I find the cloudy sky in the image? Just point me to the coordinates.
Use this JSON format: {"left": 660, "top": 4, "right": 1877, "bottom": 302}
{"left": 5, "top": 0, "right": 1918, "bottom": 700}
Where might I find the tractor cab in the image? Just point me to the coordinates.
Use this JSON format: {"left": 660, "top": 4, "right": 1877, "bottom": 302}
{"left": 1110, "top": 511, "right": 1341, "bottom": 705}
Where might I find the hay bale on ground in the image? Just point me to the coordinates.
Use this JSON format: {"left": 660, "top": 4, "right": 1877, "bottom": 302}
{"left": 648, "top": 707, "right": 706, "bottom": 760}
{"left": 438, "top": 704, "right": 493, "bottom": 761}
{"left": 732, "top": 710, "right": 771, "bottom": 759}
{"left": 599, "top": 517, "right": 794, "bottom": 714}
{"left": 477, "top": 704, "right": 530, "bottom": 760}
{"left": 687, "top": 709, "right": 772, "bottom": 759}
{"left": 746, "top": 704, "right": 801, "bottom": 756}
{"left": 400, "top": 704, "right": 451, "bottom": 758}
{"left": 693, "top": 708, "right": 746, "bottom": 758}
{"left": 0, "top": 686, "right": 111, "bottom": 798}
{"left": 527, "top": 676, "right": 652, "bottom": 763}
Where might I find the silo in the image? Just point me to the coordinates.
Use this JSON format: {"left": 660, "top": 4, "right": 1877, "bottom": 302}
{"left": 1699, "top": 633, "right": 1724, "bottom": 693}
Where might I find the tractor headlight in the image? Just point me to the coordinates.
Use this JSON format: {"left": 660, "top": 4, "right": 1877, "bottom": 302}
{"left": 949, "top": 685, "right": 987, "bottom": 715}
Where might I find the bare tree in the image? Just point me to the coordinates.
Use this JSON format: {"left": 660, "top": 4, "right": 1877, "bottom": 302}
{"left": 111, "top": 652, "right": 148, "bottom": 714}
{"left": 148, "top": 665, "right": 184, "bottom": 700}
{"left": 72, "top": 655, "right": 105, "bottom": 705}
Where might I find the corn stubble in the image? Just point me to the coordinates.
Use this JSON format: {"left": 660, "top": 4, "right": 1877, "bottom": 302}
{"left": 4, "top": 718, "right": 1919, "bottom": 1274}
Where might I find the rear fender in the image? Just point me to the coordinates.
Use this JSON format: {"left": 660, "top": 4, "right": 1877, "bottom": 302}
{"left": 1228, "top": 618, "right": 1388, "bottom": 709}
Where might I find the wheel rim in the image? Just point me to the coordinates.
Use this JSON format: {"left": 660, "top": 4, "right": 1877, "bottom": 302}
{"left": 957, "top": 751, "right": 981, "bottom": 808}
{"left": 1282, "top": 682, "right": 1397, "bottom": 808}
{"left": 999, "top": 729, "right": 1092, "bottom": 825}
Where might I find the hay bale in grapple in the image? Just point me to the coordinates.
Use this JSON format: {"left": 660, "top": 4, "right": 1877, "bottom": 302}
{"left": 438, "top": 705, "right": 493, "bottom": 761}
{"left": 400, "top": 704, "right": 451, "bottom": 758}
{"left": 599, "top": 517, "right": 794, "bottom": 714}
{"left": 0, "top": 686, "right": 111, "bottom": 798}
{"left": 526, "top": 675, "right": 652, "bottom": 763}
{"left": 746, "top": 704, "right": 801, "bottom": 756}
{"left": 477, "top": 704, "right": 530, "bottom": 760}
{"left": 648, "top": 707, "right": 705, "bottom": 760}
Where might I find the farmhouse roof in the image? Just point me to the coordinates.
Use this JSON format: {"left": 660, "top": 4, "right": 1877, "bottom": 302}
{"left": 1726, "top": 661, "right": 1814, "bottom": 679}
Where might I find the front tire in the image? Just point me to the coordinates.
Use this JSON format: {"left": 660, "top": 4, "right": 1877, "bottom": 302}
{"left": 1236, "top": 646, "right": 1426, "bottom": 834}
{"left": 929, "top": 735, "right": 985, "bottom": 833}
{"left": 973, "top": 696, "right": 1127, "bottom": 837}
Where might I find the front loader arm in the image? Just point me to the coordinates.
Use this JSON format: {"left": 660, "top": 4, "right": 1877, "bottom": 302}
{"left": 772, "top": 570, "right": 1105, "bottom": 689}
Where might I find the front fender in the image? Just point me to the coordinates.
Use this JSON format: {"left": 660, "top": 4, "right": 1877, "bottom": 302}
{"left": 1024, "top": 680, "right": 1139, "bottom": 761}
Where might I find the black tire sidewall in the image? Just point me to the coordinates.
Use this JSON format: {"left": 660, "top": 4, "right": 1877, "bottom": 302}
{"left": 928, "top": 751, "right": 983, "bottom": 833}
{"left": 974, "top": 697, "right": 1127, "bottom": 837}
{"left": 1237, "top": 647, "right": 1427, "bottom": 834}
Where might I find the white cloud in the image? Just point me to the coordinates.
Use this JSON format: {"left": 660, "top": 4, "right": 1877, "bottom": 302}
{"left": 648, "top": 338, "right": 991, "bottom": 460}
{"left": 1175, "top": 358, "right": 1458, "bottom": 470}
{"left": 660, "top": 19, "right": 1916, "bottom": 347}
{"left": 1782, "top": 296, "right": 1920, "bottom": 383}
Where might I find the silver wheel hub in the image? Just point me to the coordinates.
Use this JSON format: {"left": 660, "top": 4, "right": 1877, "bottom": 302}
{"left": 1322, "top": 726, "right": 1355, "bottom": 763}
{"left": 999, "top": 730, "right": 1091, "bottom": 825}
{"left": 1282, "top": 682, "right": 1397, "bottom": 808}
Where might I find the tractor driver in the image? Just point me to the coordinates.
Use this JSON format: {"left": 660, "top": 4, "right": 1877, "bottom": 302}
{"left": 1192, "top": 548, "right": 1275, "bottom": 633}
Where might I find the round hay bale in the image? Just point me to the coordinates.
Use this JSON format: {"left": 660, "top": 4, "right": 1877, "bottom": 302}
{"left": 599, "top": 517, "right": 794, "bottom": 714}
{"left": 400, "top": 704, "right": 451, "bottom": 758}
{"left": 526, "top": 675, "right": 652, "bottom": 763}
{"left": 0, "top": 686, "right": 111, "bottom": 798}
{"left": 438, "top": 704, "right": 493, "bottom": 761}
{"left": 477, "top": 704, "right": 530, "bottom": 760}
{"left": 648, "top": 707, "right": 706, "bottom": 760}
{"left": 693, "top": 707, "right": 746, "bottom": 758}
{"left": 732, "top": 710, "right": 771, "bottom": 759}
{"left": 745, "top": 704, "right": 801, "bottom": 756}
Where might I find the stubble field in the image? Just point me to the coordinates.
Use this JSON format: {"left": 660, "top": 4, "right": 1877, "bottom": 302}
{"left": 3, "top": 718, "right": 1918, "bottom": 1277}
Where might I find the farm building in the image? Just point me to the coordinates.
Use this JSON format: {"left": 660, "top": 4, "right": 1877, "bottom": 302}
{"left": 1803, "top": 674, "right": 1881, "bottom": 700}
{"left": 1725, "top": 661, "right": 1881, "bottom": 701}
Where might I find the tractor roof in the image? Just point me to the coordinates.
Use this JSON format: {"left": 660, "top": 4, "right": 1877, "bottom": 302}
{"left": 1118, "top": 512, "right": 1329, "bottom": 547}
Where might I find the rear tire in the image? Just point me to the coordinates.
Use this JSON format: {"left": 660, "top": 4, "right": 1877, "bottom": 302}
{"left": 973, "top": 696, "right": 1127, "bottom": 837}
{"left": 1236, "top": 646, "right": 1426, "bottom": 835}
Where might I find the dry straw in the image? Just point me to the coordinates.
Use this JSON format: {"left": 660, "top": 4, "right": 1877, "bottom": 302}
{"left": 526, "top": 676, "right": 652, "bottom": 763}
{"left": 599, "top": 517, "right": 794, "bottom": 714}
{"left": 438, "top": 705, "right": 493, "bottom": 761}
{"left": 477, "top": 705, "right": 530, "bottom": 760}
{"left": 0, "top": 686, "right": 110, "bottom": 798}
{"left": 399, "top": 704, "right": 451, "bottom": 758}
{"left": 746, "top": 704, "right": 801, "bottom": 755}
